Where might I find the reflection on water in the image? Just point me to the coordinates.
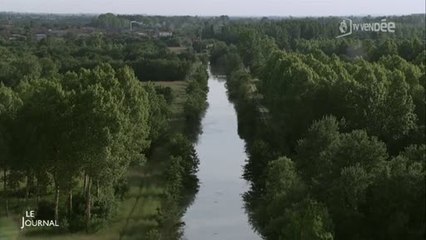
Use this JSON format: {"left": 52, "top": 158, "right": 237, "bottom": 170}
{"left": 182, "top": 67, "right": 261, "bottom": 240}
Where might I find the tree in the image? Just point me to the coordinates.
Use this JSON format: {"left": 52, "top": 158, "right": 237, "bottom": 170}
{"left": 295, "top": 116, "right": 340, "bottom": 184}
{"left": 258, "top": 157, "right": 308, "bottom": 239}
{"left": 0, "top": 84, "right": 22, "bottom": 216}
{"left": 282, "top": 199, "right": 334, "bottom": 240}
{"left": 382, "top": 70, "right": 416, "bottom": 141}
{"left": 294, "top": 116, "right": 389, "bottom": 239}
{"left": 13, "top": 54, "right": 42, "bottom": 84}
{"left": 64, "top": 64, "right": 151, "bottom": 231}
{"left": 15, "top": 78, "right": 74, "bottom": 221}
{"left": 144, "top": 83, "right": 170, "bottom": 152}
{"left": 169, "top": 134, "right": 199, "bottom": 190}
{"left": 365, "top": 155, "right": 425, "bottom": 240}
{"left": 95, "top": 13, "right": 130, "bottom": 30}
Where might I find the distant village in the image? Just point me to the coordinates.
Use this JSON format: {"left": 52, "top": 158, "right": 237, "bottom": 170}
{"left": 0, "top": 13, "right": 175, "bottom": 42}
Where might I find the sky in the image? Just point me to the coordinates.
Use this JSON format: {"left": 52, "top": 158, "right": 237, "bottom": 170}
{"left": 0, "top": 0, "right": 424, "bottom": 16}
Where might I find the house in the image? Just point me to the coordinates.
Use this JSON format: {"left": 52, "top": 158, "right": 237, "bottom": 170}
{"left": 9, "top": 33, "right": 26, "bottom": 41}
{"left": 35, "top": 33, "right": 47, "bottom": 41}
{"left": 158, "top": 31, "right": 173, "bottom": 38}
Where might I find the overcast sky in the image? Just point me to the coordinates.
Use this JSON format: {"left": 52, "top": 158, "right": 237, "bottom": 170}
{"left": 0, "top": 0, "right": 424, "bottom": 16}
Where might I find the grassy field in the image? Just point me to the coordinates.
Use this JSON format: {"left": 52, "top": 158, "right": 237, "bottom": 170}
{"left": 149, "top": 81, "right": 188, "bottom": 133}
{"left": 0, "top": 217, "right": 19, "bottom": 240}
{"left": 0, "top": 81, "right": 187, "bottom": 240}
{"left": 167, "top": 47, "right": 188, "bottom": 55}
{"left": 150, "top": 81, "right": 188, "bottom": 116}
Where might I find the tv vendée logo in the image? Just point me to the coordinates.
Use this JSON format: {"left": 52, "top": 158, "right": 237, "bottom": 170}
{"left": 336, "top": 18, "right": 396, "bottom": 38}
{"left": 20, "top": 210, "right": 60, "bottom": 230}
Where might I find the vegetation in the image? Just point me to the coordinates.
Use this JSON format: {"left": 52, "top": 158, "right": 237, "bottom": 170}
{"left": 0, "top": 12, "right": 209, "bottom": 239}
{"left": 0, "top": 12, "right": 424, "bottom": 240}
{"left": 206, "top": 14, "right": 425, "bottom": 240}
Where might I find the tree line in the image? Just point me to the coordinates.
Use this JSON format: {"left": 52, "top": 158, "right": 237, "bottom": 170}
{"left": 140, "top": 62, "right": 209, "bottom": 239}
{"left": 206, "top": 15, "right": 425, "bottom": 240}
{"left": 0, "top": 64, "right": 152, "bottom": 230}
{"left": 0, "top": 29, "right": 192, "bottom": 87}
{"left": 0, "top": 20, "right": 209, "bottom": 235}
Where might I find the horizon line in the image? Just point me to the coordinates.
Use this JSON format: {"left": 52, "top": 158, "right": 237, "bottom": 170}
{"left": 1, "top": 11, "right": 425, "bottom": 18}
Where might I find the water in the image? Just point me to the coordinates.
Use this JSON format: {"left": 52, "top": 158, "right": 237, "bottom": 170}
{"left": 182, "top": 67, "right": 261, "bottom": 240}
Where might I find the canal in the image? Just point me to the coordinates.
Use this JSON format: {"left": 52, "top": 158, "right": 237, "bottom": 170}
{"left": 182, "top": 66, "right": 261, "bottom": 240}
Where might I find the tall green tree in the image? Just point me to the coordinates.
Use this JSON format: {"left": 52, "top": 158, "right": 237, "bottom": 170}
{"left": 0, "top": 84, "right": 22, "bottom": 216}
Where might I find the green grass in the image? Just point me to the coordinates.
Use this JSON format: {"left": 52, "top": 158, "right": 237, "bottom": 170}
{"left": 149, "top": 81, "right": 188, "bottom": 116}
{"left": 0, "top": 80, "right": 188, "bottom": 240}
{"left": 167, "top": 47, "right": 188, "bottom": 54}
{"left": 0, "top": 217, "right": 19, "bottom": 240}
{"left": 6, "top": 155, "right": 164, "bottom": 240}
{"left": 148, "top": 81, "right": 188, "bottom": 133}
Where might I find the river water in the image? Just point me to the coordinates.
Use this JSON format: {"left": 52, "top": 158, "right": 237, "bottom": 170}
{"left": 182, "top": 67, "right": 261, "bottom": 240}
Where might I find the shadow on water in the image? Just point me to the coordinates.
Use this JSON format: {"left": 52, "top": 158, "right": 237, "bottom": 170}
{"left": 209, "top": 65, "right": 228, "bottom": 81}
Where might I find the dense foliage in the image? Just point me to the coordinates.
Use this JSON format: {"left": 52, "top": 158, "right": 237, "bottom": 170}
{"left": 1, "top": 64, "right": 153, "bottom": 230}
{"left": 0, "top": 13, "right": 209, "bottom": 237}
{"left": 0, "top": 12, "right": 424, "bottom": 239}
{"left": 208, "top": 14, "right": 425, "bottom": 240}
